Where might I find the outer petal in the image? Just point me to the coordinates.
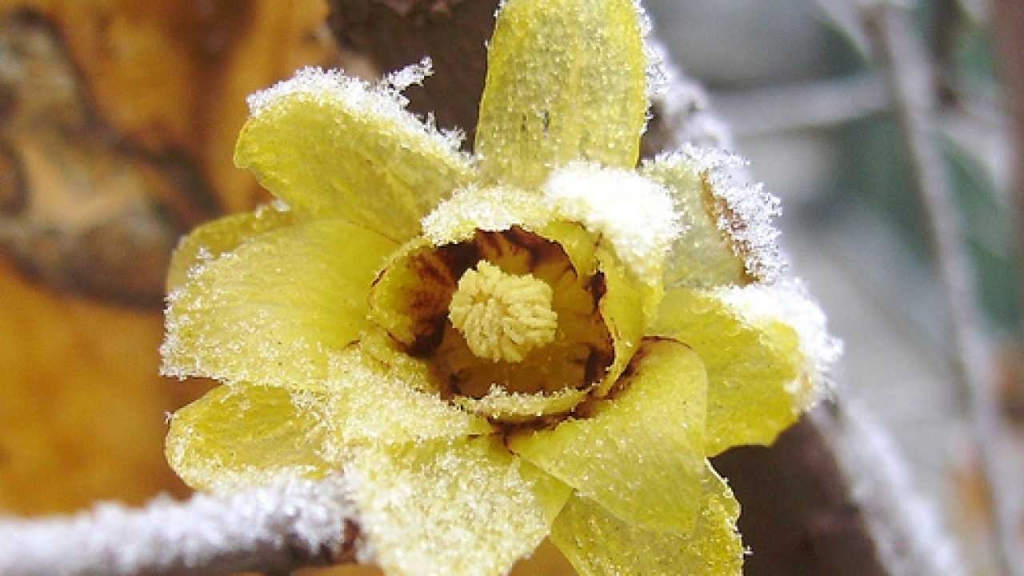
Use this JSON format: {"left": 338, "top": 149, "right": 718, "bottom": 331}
{"left": 236, "top": 67, "right": 474, "bottom": 242}
{"left": 475, "top": 0, "right": 649, "bottom": 188}
{"left": 508, "top": 338, "right": 707, "bottom": 532}
{"left": 166, "top": 204, "right": 297, "bottom": 291}
{"left": 651, "top": 283, "right": 839, "bottom": 455}
{"left": 346, "top": 437, "right": 553, "bottom": 576}
{"left": 319, "top": 344, "right": 493, "bottom": 456}
{"left": 161, "top": 219, "right": 396, "bottom": 388}
{"left": 166, "top": 384, "right": 334, "bottom": 492}
{"left": 550, "top": 462, "right": 742, "bottom": 576}
{"left": 642, "top": 146, "right": 785, "bottom": 286}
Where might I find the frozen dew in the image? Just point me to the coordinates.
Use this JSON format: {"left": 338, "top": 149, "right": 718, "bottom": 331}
{"left": 648, "top": 144, "right": 787, "bottom": 284}
{"left": 246, "top": 65, "right": 465, "bottom": 152}
{"left": 346, "top": 439, "right": 550, "bottom": 576}
{"left": 421, "top": 186, "right": 551, "bottom": 246}
{"left": 713, "top": 280, "right": 843, "bottom": 398}
{"left": 382, "top": 57, "right": 434, "bottom": 92}
{"left": 542, "top": 162, "right": 682, "bottom": 284}
{"left": 317, "top": 348, "right": 492, "bottom": 462}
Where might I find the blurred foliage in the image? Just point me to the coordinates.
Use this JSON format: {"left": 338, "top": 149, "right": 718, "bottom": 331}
{"left": 812, "top": 0, "right": 1019, "bottom": 336}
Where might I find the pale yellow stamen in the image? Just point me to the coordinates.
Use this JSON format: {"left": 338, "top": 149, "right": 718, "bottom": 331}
{"left": 448, "top": 261, "right": 558, "bottom": 363}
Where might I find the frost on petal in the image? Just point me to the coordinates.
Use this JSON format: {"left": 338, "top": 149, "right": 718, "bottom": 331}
{"left": 643, "top": 145, "right": 786, "bottom": 287}
{"left": 542, "top": 163, "right": 682, "bottom": 286}
{"left": 420, "top": 186, "right": 554, "bottom": 247}
{"left": 550, "top": 462, "right": 742, "bottom": 576}
{"left": 346, "top": 437, "right": 551, "bottom": 576}
{"left": 165, "top": 384, "right": 335, "bottom": 492}
{"left": 651, "top": 283, "right": 838, "bottom": 455}
{"left": 508, "top": 338, "right": 707, "bottom": 532}
{"left": 237, "top": 66, "right": 474, "bottom": 242}
{"left": 476, "top": 0, "right": 649, "bottom": 188}
{"left": 319, "top": 345, "right": 492, "bottom": 459}
{"left": 161, "top": 219, "right": 396, "bottom": 389}
{"left": 166, "top": 203, "right": 297, "bottom": 291}
{"left": 713, "top": 279, "right": 842, "bottom": 398}
{"left": 454, "top": 385, "right": 589, "bottom": 423}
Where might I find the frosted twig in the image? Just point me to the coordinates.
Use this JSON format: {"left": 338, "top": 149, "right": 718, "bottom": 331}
{"left": 859, "top": 3, "right": 1021, "bottom": 575}
{"left": 0, "top": 475, "right": 360, "bottom": 576}
{"left": 814, "top": 401, "right": 964, "bottom": 575}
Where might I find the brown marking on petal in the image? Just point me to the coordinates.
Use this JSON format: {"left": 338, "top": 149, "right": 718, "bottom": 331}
{"left": 603, "top": 336, "right": 692, "bottom": 400}
{"left": 434, "top": 241, "right": 480, "bottom": 277}
{"left": 583, "top": 345, "right": 614, "bottom": 387}
{"left": 406, "top": 315, "right": 448, "bottom": 357}
{"left": 503, "top": 226, "right": 562, "bottom": 270}
{"left": 473, "top": 228, "right": 506, "bottom": 261}
{"left": 701, "top": 173, "right": 756, "bottom": 284}
{"left": 587, "top": 271, "right": 607, "bottom": 311}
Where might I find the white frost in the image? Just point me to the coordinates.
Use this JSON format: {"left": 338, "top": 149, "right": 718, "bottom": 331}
{"left": 714, "top": 279, "right": 843, "bottom": 398}
{"left": 652, "top": 145, "right": 786, "bottom": 283}
{"left": 543, "top": 163, "right": 682, "bottom": 283}
{"left": 246, "top": 64, "right": 465, "bottom": 150}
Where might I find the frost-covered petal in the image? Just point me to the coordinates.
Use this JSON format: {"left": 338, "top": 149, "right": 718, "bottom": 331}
{"left": 550, "top": 462, "right": 742, "bottom": 576}
{"left": 475, "top": 0, "right": 649, "bottom": 188}
{"left": 347, "top": 437, "right": 552, "bottom": 576}
{"left": 643, "top": 145, "right": 785, "bottom": 286}
{"left": 166, "top": 203, "right": 297, "bottom": 291}
{"left": 166, "top": 384, "right": 334, "bottom": 492}
{"left": 543, "top": 163, "right": 682, "bottom": 286}
{"left": 651, "top": 282, "right": 840, "bottom": 455}
{"left": 161, "top": 219, "right": 396, "bottom": 388}
{"left": 319, "top": 344, "right": 492, "bottom": 456}
{"left": 236, "top": 65, "right": 474, "bottom": 242}
{"left": 508, "top": 339, "right": 707, "bottom": 532}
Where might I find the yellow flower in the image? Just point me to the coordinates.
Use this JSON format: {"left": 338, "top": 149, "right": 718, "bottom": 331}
{"left": 161, "top": 0, "right": 839, "bottom": 574}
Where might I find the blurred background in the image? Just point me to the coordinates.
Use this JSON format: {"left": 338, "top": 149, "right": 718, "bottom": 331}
{"left": 0, "top": 0, "right": 1019, "bottom": 574}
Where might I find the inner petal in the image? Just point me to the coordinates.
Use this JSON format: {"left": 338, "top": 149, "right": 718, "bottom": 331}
{"left": 368, "top": 226, "right": 614, "bottom": 420}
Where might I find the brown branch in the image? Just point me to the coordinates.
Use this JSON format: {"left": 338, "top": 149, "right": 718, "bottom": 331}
{"left": 860, "top": 3, "right": 1020, "bottom": 574}
{"left": 993, "top": 0, "right": 1024, "bottom": 349}
{"left": 0, "top": 476, "right": 359, "bottom": 576}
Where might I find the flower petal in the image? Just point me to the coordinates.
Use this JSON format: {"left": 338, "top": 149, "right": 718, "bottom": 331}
{"left": 508, "top": 338, "right": 707, "bottom": 532}
{"left": 347, "top": 437, "right": 552, "bottom": 576}
{"left": 642, "top": 146, "right": 785, "bottom": 287}
{"left": 550, "top": 462, "right": 742, "bottom": 576}
{"left": 651, "top": 283, "right": 839, "bottom": 455}
{"left": 166, "top": 204, "right": 297, "bottom": 291}
{"left": 475, "top": 0, "right": 649, "bottom": 188}
{"left": 166, "top": 384, "right": 334, "bottom": 492}
{"left": 320, "top": 344, "right": 493, "bottom": 455}
{"left": 161, "top": 219, "right": 396, "bottom": 388}
{"left": 236, "top": 67, "right": 474, "bottom": 241}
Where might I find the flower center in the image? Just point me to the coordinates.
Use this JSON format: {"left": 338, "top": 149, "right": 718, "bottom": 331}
{"left": 448, "top": 261, "right": 558, "bottom": 363}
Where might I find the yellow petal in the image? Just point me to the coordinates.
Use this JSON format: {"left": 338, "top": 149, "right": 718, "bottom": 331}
{"left": 236, "top": 67, "right": 474, "bottom": 242}
{"left": 642, "top": 147, "right": 784, "bottom": 286}
{"left": 475, "top": 0, "right": 649, "bottom": 188}
{"left": 595, "top": 244, "right": 650, "bottom": 394}
{"left": 508, "top": 339, "right": 707, "bottom": 532}
{"left": 347, "top": 437, "right": 551, "bottom": 576}
{"left": 166, "top": 384, "right": 334, "bottom": 492}
{"left": 166, "top": 204, "right": 297, "bottom": 291}
{"left": 454, "top": 387, "right": 590, "bottom": 424}
{"left": 550, "top": 462, "right": 743, "bottom": 576}
{"left": 162, "top": 219, "right": 396, "bottom": 388}
{"left": 320, "top": 345, "right": 492, "bottom": 455}
{"left": 651, "top": 284, "right": 836, "bottom": 455}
